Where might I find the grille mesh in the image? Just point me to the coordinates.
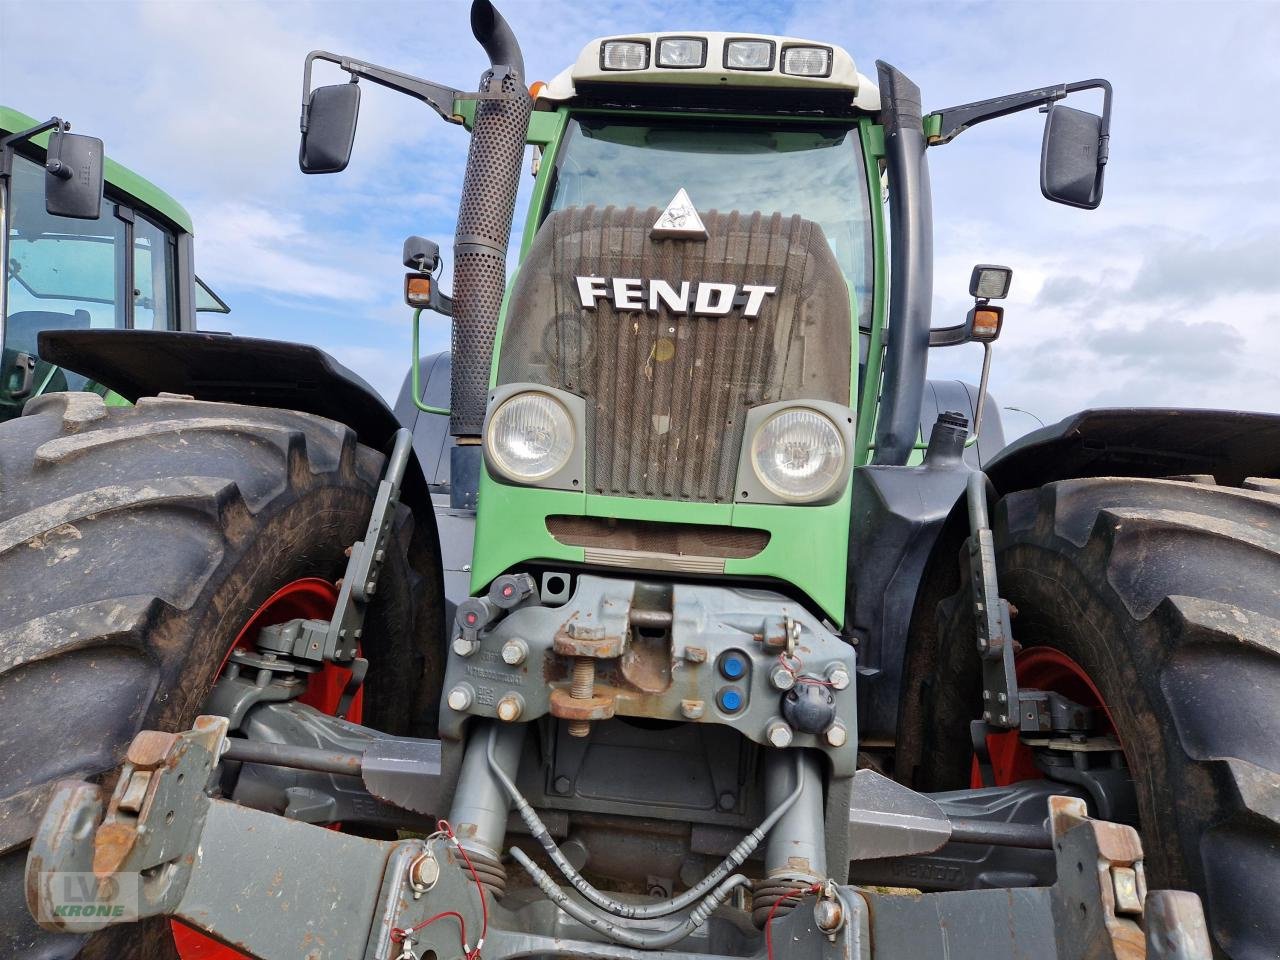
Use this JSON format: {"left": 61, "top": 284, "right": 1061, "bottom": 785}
{"left": 499, "top": 206, "right": 850, "bottom": 502}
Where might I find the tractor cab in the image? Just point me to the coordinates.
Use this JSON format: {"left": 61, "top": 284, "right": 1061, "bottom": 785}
{"left": 0, "top": 106, "right": 225, "bottom": 421}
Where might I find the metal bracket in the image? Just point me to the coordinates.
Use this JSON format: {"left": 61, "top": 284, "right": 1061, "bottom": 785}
{"left": 243, "top": 428, "right": 413, "bottom": 716}
{"left": 965, "top": 471, "right": 1019, "bottom": 729}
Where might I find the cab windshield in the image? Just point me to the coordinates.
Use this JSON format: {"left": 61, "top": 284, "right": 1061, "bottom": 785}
{"left": 545, "top": 115, "right": 874, "bottom": 331}
{"left": 2, "top": 150, "right": 179, "bottom": 416}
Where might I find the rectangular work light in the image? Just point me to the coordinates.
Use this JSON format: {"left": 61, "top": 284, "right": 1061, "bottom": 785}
{"left": 969, "top": 264, "right": 1014, "bottom": 300}
{"left": 657, "top": 37, "right": 707, "bottom": 68}
{"left": 724, "top": 39, "right": 774, "bottom": 71}
{"left": 780, "top": 45, "right": 832, "bottom": 77}
{"left": 601, "top": 40, "right": 649, "bottom": 71}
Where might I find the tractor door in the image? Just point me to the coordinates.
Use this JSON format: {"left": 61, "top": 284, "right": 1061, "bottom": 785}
{"left": 1, "top": 150, "right": 182, "bottom": 420}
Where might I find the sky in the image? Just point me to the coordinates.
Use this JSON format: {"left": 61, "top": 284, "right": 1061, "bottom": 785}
{"left": 3, "top": 0, "right": 1279, "bottom": 439}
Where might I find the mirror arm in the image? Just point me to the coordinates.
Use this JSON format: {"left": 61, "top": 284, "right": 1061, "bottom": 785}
{"left": 930, "top": 77, "right": 1113, "bottom": 148}
{"left": 928, "top": 322, "right": 971, "bottom": 347}
{"left": 301, "top": 50, "right": 519, "bottom": 130}
{"left": 1063, "top": 78, "right": 1113, "bottom": 162}
{"left": 0, "top": 117, "right": 68, "bottom": 181}
{"left": 929, "top": 84, "right": 1066, "bottom": 145}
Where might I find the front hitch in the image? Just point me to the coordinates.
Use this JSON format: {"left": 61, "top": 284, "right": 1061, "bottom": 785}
{"left": 27, "top": 716, "right": 1212, "bottom": 960}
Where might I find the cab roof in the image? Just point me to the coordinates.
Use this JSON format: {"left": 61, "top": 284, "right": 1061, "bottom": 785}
{"left": 539, "top": 32, "right": 880, "bottom": 112}
{"left": 1, "top": 105, "right": 194, "bottom": 235}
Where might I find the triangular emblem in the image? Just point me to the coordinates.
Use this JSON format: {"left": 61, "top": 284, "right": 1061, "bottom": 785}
{"left": 651, "top": 188, "right": 707, "bottom": 240}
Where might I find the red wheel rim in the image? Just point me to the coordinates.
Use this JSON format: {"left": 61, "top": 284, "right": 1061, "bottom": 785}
{"left": 174, "top": 577, "right": 361, "bottom": 959}
{"left": 972, "top": 646, "right": 1119, "bottom": 787}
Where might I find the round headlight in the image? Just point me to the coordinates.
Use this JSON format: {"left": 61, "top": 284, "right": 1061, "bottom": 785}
{"left": 486, "top": 391, "right": 575, "bottom": 482}
{"left": 749, "top": 408, "right": 845, "bottom": 502}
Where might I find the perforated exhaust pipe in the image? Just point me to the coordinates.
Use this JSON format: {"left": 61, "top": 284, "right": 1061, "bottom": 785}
{"left": 450, "top": 0, "right": 532, "bottom": 439}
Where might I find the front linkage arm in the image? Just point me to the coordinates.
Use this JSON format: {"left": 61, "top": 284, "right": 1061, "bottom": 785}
{"left": 28, "top": 714, "right": 1210, "bottom": 960}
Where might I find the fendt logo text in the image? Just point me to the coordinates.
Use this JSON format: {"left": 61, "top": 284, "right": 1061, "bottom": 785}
{"left": 575, "top": 276, "right": 777, "bottom": 318}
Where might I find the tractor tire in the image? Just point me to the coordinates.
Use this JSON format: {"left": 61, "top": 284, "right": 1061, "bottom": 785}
{"left": 0, "top": 391, "right": 443, "bottom": 960}
{"left": 898, "top": 476, "right": 1280, "bottom": 960}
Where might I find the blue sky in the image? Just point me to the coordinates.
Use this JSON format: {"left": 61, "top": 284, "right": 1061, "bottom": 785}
{"left": 3, "top": 0, "right": 1278, "bottom": 437}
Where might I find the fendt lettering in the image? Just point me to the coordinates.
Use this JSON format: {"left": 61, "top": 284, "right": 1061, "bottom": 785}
{"left": 574, "top": 275, "right": 777, "bottom": 317}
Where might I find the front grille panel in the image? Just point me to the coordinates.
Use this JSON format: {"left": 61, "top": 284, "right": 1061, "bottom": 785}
{"left": 499, "top": 205, "right": 850, "bottom": 502}
{"left": 546, "top": 515, "right": 769, "bottom": 559}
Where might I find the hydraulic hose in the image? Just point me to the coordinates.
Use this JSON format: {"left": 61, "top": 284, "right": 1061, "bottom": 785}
{"left": 485, "top": 727, "right": 805, "bottom": 920}
{"left": 510, "top": 847, "right": 751, "bottom": 949}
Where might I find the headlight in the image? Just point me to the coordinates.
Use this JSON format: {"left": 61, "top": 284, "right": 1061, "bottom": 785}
{"left": 749, "top": 408, "right": 845, "bottom": 502}
{"left": 486, "top": 392, "right": 575, "bottom": 483}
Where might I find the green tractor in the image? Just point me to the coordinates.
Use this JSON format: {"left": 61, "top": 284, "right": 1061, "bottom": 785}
{"left": 7, "top": 4, "right": 1276, "bottom": 959}
{"left": 0, "top": 107, "right": 229, "bottom": 423}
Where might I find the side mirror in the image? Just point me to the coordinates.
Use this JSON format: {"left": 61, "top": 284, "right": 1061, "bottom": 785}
{"left": 44, "top": 129, "right": 103, "bottom": 220}
{"left": 1041, "top": 104, "right": 1106, "bottom": 209}
{"left": 300, "top": 83, "right": 360, "bottom": 174}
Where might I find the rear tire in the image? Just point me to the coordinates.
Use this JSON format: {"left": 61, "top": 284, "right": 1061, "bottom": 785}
{"left": 0, "top": 392, "right": 442, "bottom": 959}
{"left": 898, "top": 476, "right": 1280, "bottom": 960}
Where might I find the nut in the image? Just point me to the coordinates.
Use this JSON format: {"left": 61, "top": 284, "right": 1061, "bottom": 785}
{"left": 501, "top": 638, "right": 528, "bottom": 666}
{"left": 497, "top": 693, "right": 525, "bottom": 722}
{"left": 766, "top": 720, "right": 793, "bottom": 749}
{"left": 825, "top": 722, "right": 848, "bottom": 748}
{"left": 446, "top": 685, "right": 474, "bottom": 712}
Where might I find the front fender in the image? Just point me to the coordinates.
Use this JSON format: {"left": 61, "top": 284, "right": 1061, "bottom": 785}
{"left": 986, "top": 407, "right": 1280, "bottom": 494}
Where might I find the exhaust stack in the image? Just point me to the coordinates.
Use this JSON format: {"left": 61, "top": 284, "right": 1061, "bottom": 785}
{"left": 450, "top": 0, "right": 532, "bottom": 439}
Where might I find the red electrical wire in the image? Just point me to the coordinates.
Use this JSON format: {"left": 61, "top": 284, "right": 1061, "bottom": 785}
{"left": 439, "top": 818, "right": 489, "bottom": 960}
{"left": 763, "top": 884, "right": 822, "bottom": 960}
{"left": 777, "top": 652, "right": 834, "bottom": 686}
{"left": 389, "top": 820, "right": 490, "bottom": 959}
{"left": 390, "top": 910, "right": 468, "bottom": 946}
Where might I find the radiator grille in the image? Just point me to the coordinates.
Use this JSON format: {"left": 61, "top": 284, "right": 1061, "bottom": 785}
{"left": 498, "top": 205, "right": 850, "bottom": 502}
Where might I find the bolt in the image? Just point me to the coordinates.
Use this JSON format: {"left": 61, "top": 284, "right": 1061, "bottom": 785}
{"left": 997, "top": 691, "right": 1008, "bottom": 703}
{"left": 814, "top": 898, "right": 844, "bottom": 934}
{"left": 501, "top": 638, "right": 528, "bottom": 666}
{"left": 553, "top": 776, "right": 573, "bottom": 795}
{"left": 681, "top": 699, "right": 705, "bottom": 720}
{"left": 826, "top": 666, "right": 850, "bottom": 691}
{"left": 718, "top": 792, "right": 736, "bottom": 811}
{"left": 983, "top": 710, "right": 992, "bottom": 721}
{"left": 568, "top": 657, "right": 595, "bottom": 738}
{"left": 769, "top": 664, "right": 796, "bottom": 691}
{"left": 766, "top": 720, "right": 793, "bottom": 749}
{"left": 409, "top": 852, "right": 440, "bottom": 897}
{"left": 825, "top": 722, "right": 848, "bottom": 748}
{"left": 497, "top": 693, "right": 524, "bottom": 722}
{"left": 446, "top": 685, "right": 474, "bottom": 712}
{"left": 983, "top": 689, "right": 991, "bottom": 701}
{"left": 452, "top": 635, "right": 478, "bottom": 658}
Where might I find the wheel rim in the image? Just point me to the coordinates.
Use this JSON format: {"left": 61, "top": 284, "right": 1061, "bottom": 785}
{"left": 173, "top": 577, "right": 359, "bottom": 960}
{"left": 973, "top": 646, "right": 1120, "bottom": 787}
